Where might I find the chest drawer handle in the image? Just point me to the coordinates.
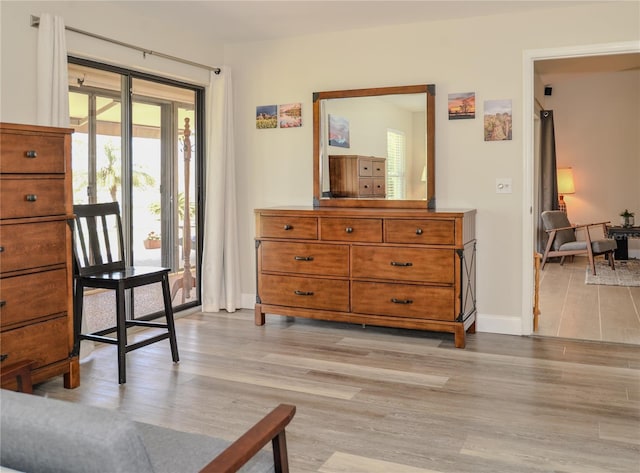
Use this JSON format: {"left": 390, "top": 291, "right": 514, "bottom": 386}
{"left": 391, "top": 298, "right": 413, "bottom": 304}
{"left": 294, "top": 290, "right": 314, "bottom": 296}
{"left": 0, "top": 300, "right": 5, "bottom": 308}
{"left": 416, "top": 228, "right": 423, "bottom": 235}
{"left": 0, "top": 354, "right": 7, "bottom": 362}
{"left": 0, "top": 246, "right": 4, "bottom": 252}
{"left": 25, "top": 150, "right": 38, "bottom": 158}
{"left": 283, "top": 224, "right": 293, "bottom": 231}
{"left": 390, "top": 261, "right": 412, "bottom": 267}
{"left": 25, "top": 194, "right": 38, "bottom": 202}
{"left": 345, "top": 227, "right": 353, "bottom": 233}
{"left": 294, "top": 256, "right": 314, "bottom": 261}
{"left": 363, "top": 185, "right": 369, "bottom": 189}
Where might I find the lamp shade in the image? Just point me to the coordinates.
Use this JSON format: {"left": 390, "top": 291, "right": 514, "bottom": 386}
{"left": 557, "top": 167, "right": 575, "bottom": 194}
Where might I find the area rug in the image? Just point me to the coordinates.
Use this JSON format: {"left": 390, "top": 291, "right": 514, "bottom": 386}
{"left": 585, "top": 259, "right": 640, "bottom": 286}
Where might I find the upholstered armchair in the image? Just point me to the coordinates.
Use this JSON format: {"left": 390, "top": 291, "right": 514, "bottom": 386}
{"left": 540, "top": 210, "right": 617, "bottom": 276}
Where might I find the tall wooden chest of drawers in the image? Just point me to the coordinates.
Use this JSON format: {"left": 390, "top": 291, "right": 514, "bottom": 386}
{"left": 255, "top": 206, "right": 476, "bottom": 348}
{"left": 0, "top": 122, "right": 79, "bottom": 389}
{"left": 329, "top": 155, "right": 386, "bottom": 198}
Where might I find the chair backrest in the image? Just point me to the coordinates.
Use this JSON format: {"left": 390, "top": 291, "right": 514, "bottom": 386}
{"left": 541, "top": 210, "right": 576, "bottom": 250}
{"left": 72, "top": 202, "right": 126, "bottom": 276}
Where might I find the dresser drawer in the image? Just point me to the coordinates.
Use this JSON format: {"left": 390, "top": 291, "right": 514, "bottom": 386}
{"left": 259, "top": 274, "right": 349, "bottom": 311}
{"left": 385, "top": 219, "right": 456, "bottom": 245}
{"left": 260, "top": 241, "right": 349, "bottom": 276}
{"left": 352, "top": 246, "right": 454, "bottom": 283}
{"left": 0, "top": 269, "right": 68, "bottom": 328}
{"left": 320, "top": 218, "right": 382, "bottom": 242}
{"left": 0, "top": 177, "right": 66, "bottom": 218}
{"left": 0, "top": 132, "right": 66, "bottom": 174}
{"left": 259, "top": 216, "right": 318, "bottom": 239}
{"left": 358, "top": 157, "right": 385, "bottom": 177}
{"left": 0, "top": 220, "right": 67, "bottom": 273}
{"left": 358, "top": 178, "right": 385, "bottom": 196}
{"left": 352, "top": 281, "right": 456, "bottom": 320}
{"left": 0, "top": 316, "right": 69, "bottom": 369}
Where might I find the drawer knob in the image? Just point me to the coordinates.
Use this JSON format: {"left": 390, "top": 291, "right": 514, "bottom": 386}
{"left": 0, "top": 246, "right": 4, "bottom": 252}
{"left": 390, "top": 261, "right": 413, "bottom": 267}
{"left": 25, "top": 194, "right": 38, "bottom": 202}
{"left": 294, "top": 290, "right": 314, "bottom": 296}
{"left": 25, "top": 150, "right": 38, "bottom": 158}
{"left": 0, "top": 354, "right": 7, "bottom": 362}
{"left": 391, "top": 298, "right": 413, "bottom": 305}
{"left": 294, "top": 256, "right": 314, "bottom": 261}
{"left": 345, "top": 227, "right": 353, "bottom": 233}
{"left": 416, "top": 228, "right": 423, "bottom": 235}
{"left": 283, "top": 224, "right": 293, "bottom": 231}
{"left": 0, "top": 300, "right": 5, "bottom": 308}
{"left": 363, "top": 167, "right": 368, "bottom": 170}
{"left": 363, "top": 185, "right": 369, "bottom": 189}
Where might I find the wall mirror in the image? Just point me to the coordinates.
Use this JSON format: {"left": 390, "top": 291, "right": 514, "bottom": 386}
{"left": 313, "top": 84, "right": 435, "bottom": 209}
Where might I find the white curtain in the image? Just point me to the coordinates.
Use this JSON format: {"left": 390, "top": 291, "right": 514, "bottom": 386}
{"left": 36, "top": 13, "right": 69, "bottom": 127}
{"left": 202, "top": 69, "right": 242, "bottom": 312}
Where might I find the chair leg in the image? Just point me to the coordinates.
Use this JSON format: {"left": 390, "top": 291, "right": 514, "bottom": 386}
{"left": 587, "top": 248, "right": 597, "bottom": 276}
{"left": 116, "top": 284, "right": 127, "bottom": 384}
{"left": 540, "top": 234, "right": 555, "bottom": 270}
{"left": 608, "top": 251, "right": 616, "bottom": 270}
{"left": 162, "top": 274, "right": 180, "bottom": 363}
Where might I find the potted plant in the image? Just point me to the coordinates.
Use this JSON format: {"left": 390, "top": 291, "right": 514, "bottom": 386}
{"left": 143, "top": 231, "right": 161, "bottom": 249}
{"left": 620, "top": 209, "right": 635, "bottom": 228}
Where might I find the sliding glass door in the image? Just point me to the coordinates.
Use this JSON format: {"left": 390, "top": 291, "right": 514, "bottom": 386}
{"left": 68, "top": 59, "right": 203, "bottom": 321}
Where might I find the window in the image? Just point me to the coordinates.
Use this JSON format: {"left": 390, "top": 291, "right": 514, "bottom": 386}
{"left": 386, "top": 129, "right": 406, "bottom": 199}
{"left": 68, "top": 58, "right": 204, "bottom": 322}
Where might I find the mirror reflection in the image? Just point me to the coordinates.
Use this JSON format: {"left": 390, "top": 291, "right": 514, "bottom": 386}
{"left": 313, "top": 85, "right": 435, "bottom": 209}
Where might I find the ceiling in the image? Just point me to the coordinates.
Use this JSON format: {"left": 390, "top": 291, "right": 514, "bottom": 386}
{"left": 120, "top": 1, "right": 601, "bottom": 43}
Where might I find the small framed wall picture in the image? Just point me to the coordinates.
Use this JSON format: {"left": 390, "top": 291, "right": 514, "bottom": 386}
{"left": 448, "top": 92, "right": 475, "bottom": 120}
{"left": 328, "top": 114, "right": 350, "bottom": 148}
{"left": 484, "top": 99, "right": 512, "bottom": 141}
{"left": 256, "top": 105, "right": 277, "bottom": 129}
{"left": 279, "top": 103, "right": 302, "bottom": 128}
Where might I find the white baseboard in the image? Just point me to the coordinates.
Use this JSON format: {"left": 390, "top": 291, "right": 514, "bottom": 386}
{"left": 475, "top": 313, "right": 523, "bottom": 336}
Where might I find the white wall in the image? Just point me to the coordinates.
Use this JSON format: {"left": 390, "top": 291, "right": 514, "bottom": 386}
{"left": 225, "top": 2, "right": 640, "bottom": 333}
{"left": 1, "top": 2, "right": 639, "bottom": 335}
{"left": 542, "top": 70, "right": 640, "bottom": 256}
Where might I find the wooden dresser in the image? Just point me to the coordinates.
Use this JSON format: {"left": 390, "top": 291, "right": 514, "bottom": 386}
{"left": 255, "top": 206, "right": 476, "bottom": 348}
{"left": 329, "top": 155, "right": 386, "bottom": 198}
{"left": 0, "top": 122, "right": 79, "bottom": 389}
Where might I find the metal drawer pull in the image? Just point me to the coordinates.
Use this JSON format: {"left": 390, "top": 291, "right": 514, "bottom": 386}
{"left": 294, "top": 290, "right": 314, "bottom": 296}
{"left": 363, "top": 166, "right": 368, "bottom": 170}
{"left": 25, "top": 150, "right": 37, "bottom": 158}
{"left": 391, "top": 298, "right": 413, "bottom": 304}
{"left": 283, "top": 224, "right": 293, "bottom": 230}
{"left": 0, "top": 354, "right": 7, "bottom": 362}
{"left": 294, "top": 256, "right": 314, "bottom": 261}
{"left": 363, "top": 185, "right": 369, "bottom": 189}
{"left": 390, "top": 261, "right": 413, "bottom": 267}
{"left": 416, "top": 228, "right": 423, "bottom": 235}
{"left": 25, "top": 194, "right": 38, "bottom": 202}
{"left": 0, "top": 246, "right": 4, "bottom": 252}
{"left": 345, "top": 227, "right": 353, "bottom": 233}
{"left": 0, "top": 300, "right": 5, "bottom": 307}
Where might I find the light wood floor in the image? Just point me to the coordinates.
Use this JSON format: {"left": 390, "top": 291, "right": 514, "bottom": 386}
{"left": 35, "top": 309, "right": 640, "bottom": 472}
{"left": 537, "top": 255, "right": 640, "bottom": 345}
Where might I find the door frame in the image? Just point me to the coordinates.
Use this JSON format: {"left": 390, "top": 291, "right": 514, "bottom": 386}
{"left": 521, "top": 40, "right": 640, "bottom": 335}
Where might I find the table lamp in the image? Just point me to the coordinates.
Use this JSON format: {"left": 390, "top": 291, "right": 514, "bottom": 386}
{"left": 557, "top": 167, "right": 575, "bottom": 213}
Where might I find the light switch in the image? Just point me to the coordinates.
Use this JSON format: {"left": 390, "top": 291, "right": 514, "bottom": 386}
{"left": 496, "top": 178, "right": 512, "bottom": 194}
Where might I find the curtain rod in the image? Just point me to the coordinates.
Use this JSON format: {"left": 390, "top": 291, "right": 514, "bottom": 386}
{"left": 30, "top": 15, "right": 221, "bottom": 75}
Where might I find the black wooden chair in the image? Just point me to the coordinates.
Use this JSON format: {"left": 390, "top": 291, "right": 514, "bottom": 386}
{"left": 72, "top": 202, "right": 179, "bottom": 384}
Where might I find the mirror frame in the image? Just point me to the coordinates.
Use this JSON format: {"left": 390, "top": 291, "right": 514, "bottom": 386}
{"left": 313, "top": 84, "right": 435, "bottom": 209}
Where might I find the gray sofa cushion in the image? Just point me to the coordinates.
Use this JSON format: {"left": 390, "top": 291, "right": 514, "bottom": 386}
{"left": 1, "top": 390, "right": 154, "bottom": 473}
{"left": 1, "top": 390, "right": 276, "bottom": 473}
{"left": 136, "top": 422, "right": 274, "bottom": 473}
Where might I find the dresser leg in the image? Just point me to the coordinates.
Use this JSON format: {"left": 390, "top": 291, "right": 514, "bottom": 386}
{"left": 255, "top": 305, "right": 266, "bottom": 326}
{"left": 454, "top": 325, "right": 466, "bottom": 349}
{"left": 63, "top": 357, "right": 80, "bottom": 389}
{"left": 467, "top": 321, "right": 476, "bottom": 334}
